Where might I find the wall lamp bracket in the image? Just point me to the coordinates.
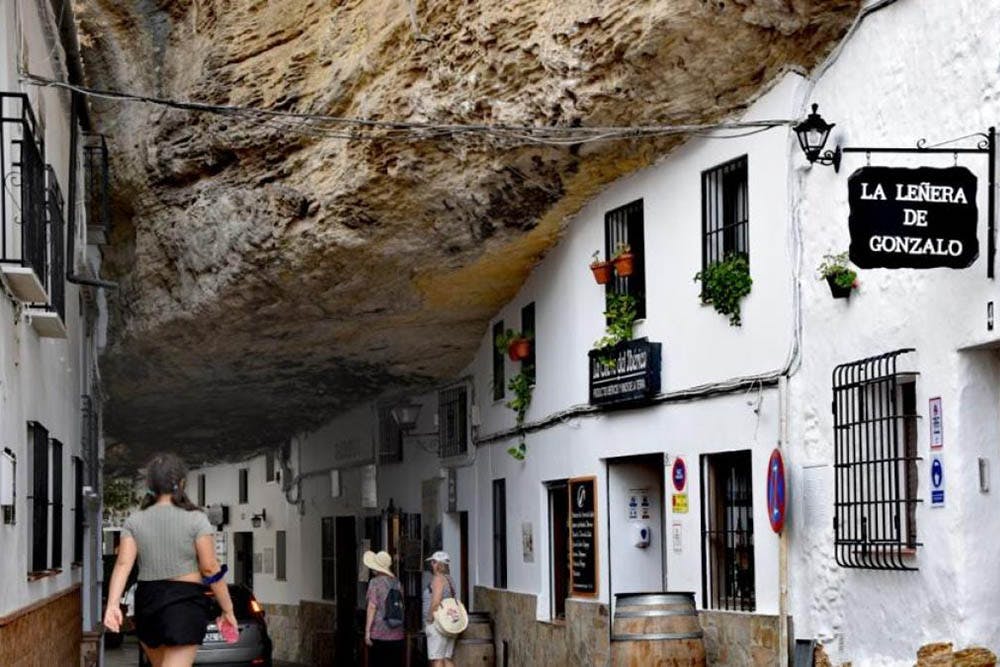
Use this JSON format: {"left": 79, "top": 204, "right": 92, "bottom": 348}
{"left": 251, "top": 509, "right": 267, "bottom": 528}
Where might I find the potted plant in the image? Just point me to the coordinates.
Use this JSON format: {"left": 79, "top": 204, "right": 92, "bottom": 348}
{"left": 818, "top": 252, "right": 859, "bottom": 299}
{"left": 590, "top": 250, "right": 613, "bottom": 285}
{"left": 494, "top": 329, "right": 532, "bottom": 362}
{"left": 593, "top": 292, "right": 638, "bottom": 366}
{"left": 505, "top": 368, "right": 534, "bottom": 460}
{"left": 612, "top": 242, "right": 634, "bottom": 277}
{"left": 693, "top": 253, "right": 752, "bottom": 326}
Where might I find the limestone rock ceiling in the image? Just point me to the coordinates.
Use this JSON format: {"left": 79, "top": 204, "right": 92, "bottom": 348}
{"left": 74, "top": 0, "right": 860, "bottom": 471}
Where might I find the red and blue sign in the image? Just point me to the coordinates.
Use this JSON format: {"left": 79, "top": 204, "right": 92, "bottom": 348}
{"left": 672, "top": 457, "right": 687, "bottom": 492}
{"left": 767, "top": 448, "right": 786, "bottom": 534}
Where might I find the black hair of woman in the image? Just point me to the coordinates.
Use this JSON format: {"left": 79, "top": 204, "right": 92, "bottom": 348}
{"left": 140, "top": 452, "right": 199, "bottom": 511}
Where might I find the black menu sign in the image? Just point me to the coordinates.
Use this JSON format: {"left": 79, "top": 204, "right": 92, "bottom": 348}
{"left": 848, "top": 165, "right": 979, "bottom": 269}
{"left": 569, "top": 476, "right": 598, "bottom": 597}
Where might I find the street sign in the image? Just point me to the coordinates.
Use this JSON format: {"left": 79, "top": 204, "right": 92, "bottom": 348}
{"left": 671, "top": 493, "right": 688, "bottom": 514}
{"left": 672, "top": 457, "right": 687, "bottom": 492}
{"left": 929, "top": 397, "right": 943, "bottom": 449}
{"left": 930, "top": 454, "right": 945, "bottom": 507}
{"left": 767, "top": 448, "right": 787, "bottom": 533}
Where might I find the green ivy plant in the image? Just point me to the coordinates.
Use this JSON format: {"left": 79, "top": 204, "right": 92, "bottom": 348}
{"left": 694, "top": 254, "right": 752, "bottom": 326}
{"left": 505, "top": 368, "right": 534, "bottom": 461}
{"left": 103, "top": 477, "right": 138, "bottom": 517}
{"left": 594, "top": 292, "right": 638, "bottom": 351}
{"left": 817, "top": 252, "right": 858, "bottom": 290}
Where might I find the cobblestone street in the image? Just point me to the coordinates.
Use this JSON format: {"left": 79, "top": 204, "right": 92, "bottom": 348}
{"left": 103, "top": 635, "right": 306, "bottom": 667}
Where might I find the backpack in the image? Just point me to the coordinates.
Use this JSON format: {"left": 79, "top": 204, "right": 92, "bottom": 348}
{"left": 383, "top": 580, "right": 404, "bottom": 628}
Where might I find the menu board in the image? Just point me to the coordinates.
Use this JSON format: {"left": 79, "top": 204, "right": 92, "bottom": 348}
{"left": 569, "top": 476, "right": 598, "bottom": 597}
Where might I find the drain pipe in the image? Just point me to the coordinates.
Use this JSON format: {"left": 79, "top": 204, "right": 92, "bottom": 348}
{"left": 778, "top": 374, "right": 790, "bottom": 666}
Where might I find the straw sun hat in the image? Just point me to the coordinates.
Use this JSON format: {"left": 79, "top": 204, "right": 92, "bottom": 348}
{"left": 363, "top": 550, "right": 395, "bottom": 577}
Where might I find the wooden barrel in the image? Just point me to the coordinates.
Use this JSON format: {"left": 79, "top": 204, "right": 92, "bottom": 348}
{"left": 453, "top": 611, "right": 495, "bottom": 666}
{"left": 611, "top": 592, "right": 706, "bottom": 667}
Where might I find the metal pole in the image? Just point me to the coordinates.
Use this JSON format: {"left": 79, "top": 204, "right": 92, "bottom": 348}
{"left": 778, "top": 375, "right": 789, "bottom": 666}
{"left": 988, "top": 127, "right": 995, "bottom": 279}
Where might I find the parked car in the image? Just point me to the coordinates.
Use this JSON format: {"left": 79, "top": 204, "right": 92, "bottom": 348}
{"left": 138, "top": 584, "right": 273, "bottom": 666}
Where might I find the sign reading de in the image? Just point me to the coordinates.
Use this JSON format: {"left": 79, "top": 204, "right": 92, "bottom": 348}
{"left": 848, "top": 166, "right": 979, "bottom": 269}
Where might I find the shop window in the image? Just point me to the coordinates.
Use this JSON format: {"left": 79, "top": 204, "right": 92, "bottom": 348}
{"left": 547, "top": 480, "right": 570, "bottom": 619}
{"left": 321, "top": 517, "right": 335, "bottom": 600}
{"left": 521, "top": 302, "right": 536, "bottom": 385}
{"left": 73, "top": 455, "right": 83, "bottom": 565}
{"left": 493, "top": 479, "right": 507, "bottom": 589}
{"left": 492, "top": 320, "right": 505, "bottom": 401}
{"left": 604, "top": 199, "right": 646, "bottom": 319}
{"left": 833, "top": 349, "right": 920, "bottom": 570}
{"left": 378, "top": 405, "right": 404, "bottom": 464}
{"left": 701, "top": 450, "right": 755, "bottom": 611}
{"left": 438, "top": 385, "right": 469, "bottom": 458}
{"left": 276, "top": 530, "right": 287, "bottom": 582}
{"left": 265, "top": 452, "right": 276, "bottom": 482}
{"left": 197, "top": 473, "right": 206, "bottom": 507}
{"left": 238, "top": 468, "right": 248, "bottom": 504}
{"left": 702, "top": 156, "right": 749, "bottom": 271}
{"left": 29, "top": 422, "right": 49, "bottom": 573}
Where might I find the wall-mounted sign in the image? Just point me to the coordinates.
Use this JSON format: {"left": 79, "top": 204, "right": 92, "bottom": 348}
{"left": 671, "top": 458, "right": 687, "bottom": 492}
{"left": 671, "top": 493, "right": 688, "bottom": 514}
{"left": 447, "top": 467, "right": 457, "bottom": 512}
{"left": 929, "top": 397, "right": 943, "bottom": 450}
{"left": 930, "top": 454, "right": 945, "bottom": 508}
{"left": 848, "top": 166, "right": 979, "bottom": 269}
{"left": 626, "top": 487, "right": 649, "bottom": 520}
{"left": 588, "top": 338, "right": 662, "bottom": 407}
{"left": 671, "top": 522, "right": 682, "bottom": 553}
{"left": 568, "top": 476, "right": 598, "bottom": 596}
{"left": 767, "top": 449, "right": 786, "bottom": 534}
{"left": 522, "top": 522, "right": 534, "bottom": 563}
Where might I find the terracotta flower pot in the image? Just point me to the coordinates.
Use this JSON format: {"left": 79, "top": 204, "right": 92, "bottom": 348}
{"left": 590, "top": 261, "right": 613, "bottom": 285}
{"left": 613, "top": 252, "right": 635, "bottom": 277}
{"left": 826, "top": 274, "right": 852, "bottom": 299}
{"left": 508, "top": 338, "right": 531, "bottom": 362}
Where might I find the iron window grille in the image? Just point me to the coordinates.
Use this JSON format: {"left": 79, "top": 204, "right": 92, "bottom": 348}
{"left": 29, "top": 421, "right": 49, "bottom": 573}
{"left": 43, "top": 165, "right": 65, "bottom": 321}
{"left": 701, "top": 450, "right": 755, "bottom": 612}
{"left": 438, "top": 385, "right": 469, "bottom": 458}
{"left": 197, "top": 474, "right": 206, "bottom": 507}
{"left": 51, "top": 439, "right": 63, "bottom": 570}
{"left": 276, "top": 530, "right": 287, "bottom": 581}
{"left": 521, "top": 302, "right": 536, "bottom": 385}
{"left": 321, "top": 516, "right": 335, "bottom": 600}
{"left": 265, "top": 452, "right": 276, "bottom": 482}
{"left": 378, "top": 404, "right": 404, "bottom": 464}
{"left": 0, "top": 93, "right": 47, "bottom": 284}
{"left": 833, "top": 349, "right": 921, "bottom": 570}
{"left": 238, "top": 468, "right": 248, "bottom": 504}
{"left": 83, "top": 135, "right": 110, "bottom": 240}
{"left": 604, "top": 199, "right": 646, "bottom": 319}
{"left": 492, "top": 320, "right": 505, "bottom": 400}
{"left": 73, "top": 455, "right": 83, "bottom": 564}
{"left": 493, "top": 479, "right": 507, "bottom": 589}
{"left": 701, "top": 156, "right": 749, "bottom": 272}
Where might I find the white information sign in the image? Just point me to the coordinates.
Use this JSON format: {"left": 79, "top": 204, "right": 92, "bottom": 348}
{"left": 929, "top": 397, "right": 943, "bottom": 450}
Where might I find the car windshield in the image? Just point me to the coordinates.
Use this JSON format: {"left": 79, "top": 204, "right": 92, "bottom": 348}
{"left": 205, "top": 585, "right": 256, "bottom": 620}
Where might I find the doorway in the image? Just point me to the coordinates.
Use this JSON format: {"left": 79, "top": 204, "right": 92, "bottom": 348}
{"left": 607, "top": 454, "right": 666, "bottom": 610}
{"left": 233, "top": 532, "right": 253, "bottom": 590}
{"left": 334, "top": 516, "right": 357, "bottom": 665}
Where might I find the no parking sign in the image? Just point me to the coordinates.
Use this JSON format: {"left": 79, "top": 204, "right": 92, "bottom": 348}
{"left": 767, "top": 449, "right": 786, "bottom": 534}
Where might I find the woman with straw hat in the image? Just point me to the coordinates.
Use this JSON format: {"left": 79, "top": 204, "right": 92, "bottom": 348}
{"left": 364, "top": 550, "right": 404, "bottom": 665}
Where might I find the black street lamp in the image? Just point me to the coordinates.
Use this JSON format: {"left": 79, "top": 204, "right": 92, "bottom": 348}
{"left": 794, "top": 103, "right": 841, "bottom": 172}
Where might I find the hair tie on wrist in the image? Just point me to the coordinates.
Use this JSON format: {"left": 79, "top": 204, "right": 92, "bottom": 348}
{"left": 202, "top": 564, "right": 228, "bottom": 585}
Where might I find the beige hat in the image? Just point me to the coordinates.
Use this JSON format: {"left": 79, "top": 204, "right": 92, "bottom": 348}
{"left": 363, "top": 550, "right": 395, "bottom": 577}
{"left": 433, "top": 597, "right": 469, "bottom": 636}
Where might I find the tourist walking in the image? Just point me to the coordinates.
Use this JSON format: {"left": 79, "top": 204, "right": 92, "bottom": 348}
{"left": 364, "top": 550, "right": 405, "bottom": 665}
{"left": 103, "top": 453, "right": 236, "bottom": 667}
{"left": 424, "top": 551, "right": 458, "bottom": 667}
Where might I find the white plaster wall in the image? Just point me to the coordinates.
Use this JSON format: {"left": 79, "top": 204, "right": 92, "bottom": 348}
{"left": 788, "top": 1, "right": 1000, "bottom": 663}
{"left": 0, "top": 0, "right": 100, "bottom": 618}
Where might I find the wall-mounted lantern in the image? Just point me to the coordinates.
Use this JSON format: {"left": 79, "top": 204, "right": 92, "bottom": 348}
{"left": 794, "top": 103, "right": 841, "bottom": 173}
{"left": 390, "top": 400, "right": 422, "bottom": 431}
{"left": 251, "top": 508, "right": 267, "bottom": 528}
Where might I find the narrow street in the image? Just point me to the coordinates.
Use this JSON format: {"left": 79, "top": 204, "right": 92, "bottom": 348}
{"left": 103, "top": 636, "right": 306, "bottom": 667}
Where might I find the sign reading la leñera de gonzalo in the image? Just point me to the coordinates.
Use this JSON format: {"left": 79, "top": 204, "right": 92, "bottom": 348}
{"left": 588, "top": 338, "right": 661, "bottom": 407}
{"left": 848, "top": 165, "right": 978, "bottom": 269}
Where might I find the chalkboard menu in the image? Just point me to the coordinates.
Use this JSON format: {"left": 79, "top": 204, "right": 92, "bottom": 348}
{"left": 569, "top": 476, "right": 598, "bottom": 597}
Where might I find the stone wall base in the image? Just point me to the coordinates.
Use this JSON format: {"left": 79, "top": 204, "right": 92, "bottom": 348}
{"left": 698, "top": 609, "right": 787, "bottom": 667}
{"left": 0, "top": 585, "right": 82, "bottom": 667}
{"left": 263, "top": 599, "right": 336, "bottom": 666}
{"left": 475, "top": 586, "right": 611, "bottom": 667}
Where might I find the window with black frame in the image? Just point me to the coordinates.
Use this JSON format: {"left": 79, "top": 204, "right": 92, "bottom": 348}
{"left": 833, "top": 349, "right": 920, "bottom": 571}
{"left": 521, "top": 303, "right": 536, "bottom": 385}
{"left": 701, "top": 450, "right": 755, "bottom": 612}
{"left": 238, "top": 468, "right": 248, "bottom": 504}
{"left": 378, "top": 404, "right": 404, "bottom": 464}
{"left": 702, "top": 156, "right": 749, "bottom": 272}
{"left": 604, "top": 200, "right": 646, "bottom": 319}
{"left": 321, "top": 517, "right": 335, "bottom": 599}
{"left": 29, "top": 421, "right": 49, "bottom": 574}
{"left": 197, "top": 473, "right": 206, "bottom": 507}
{"left": 73, "top": 456, "right": 83, "bottom": 565}
{"left": 493, "top": 479, "right": 507, "bottom": 589}
{"left": 51, "top": 439, "right": 63, "bottom": 570}
{"left": 492, "top": 320, "right": 505, "bottom": 401}
{"left": 438, "top": 385, "right": 469, "bottom": 458}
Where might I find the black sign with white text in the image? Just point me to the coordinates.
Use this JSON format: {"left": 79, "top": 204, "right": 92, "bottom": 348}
{"left": 848, "top": 166, "right": 979, "bottom": 269}
{"left": 588, "top": 338, "right": 662, "bottom": 407}
{"left": 569, "top": 476, "right": 598, "bottom": 596}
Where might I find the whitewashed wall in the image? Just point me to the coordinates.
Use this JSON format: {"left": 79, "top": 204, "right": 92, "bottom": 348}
{"left": 788, "top": 1, "right": 1000, "bottom": 664}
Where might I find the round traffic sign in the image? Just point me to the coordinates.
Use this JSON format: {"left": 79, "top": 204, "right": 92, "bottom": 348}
{"left": 672, "top": 458, "right": 687, "bottom": 492}
{"left": 767, "top": 448, "right": 786, "bottom": 534}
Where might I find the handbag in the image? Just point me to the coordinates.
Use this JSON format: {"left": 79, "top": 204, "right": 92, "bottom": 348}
{"left": 432, "top": 597, "right": 468, "bottom": 637}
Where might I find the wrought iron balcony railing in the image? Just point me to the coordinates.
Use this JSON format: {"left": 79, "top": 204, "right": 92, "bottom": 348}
{"left": 44, "top": 165, "right": 65, "bottom": 322}
{"left": 83, "top": 135, "right": 110, "bottom": 244}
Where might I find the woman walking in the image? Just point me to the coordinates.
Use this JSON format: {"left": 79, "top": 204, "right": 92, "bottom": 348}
{"left": 364, "top": 550, "right": 405, "bottom": 665}
{"left": 103, "top": 453, "right": 236, "bottom": 667}
{"left": 424, "top": 551, "right": 457, "bottom": 667}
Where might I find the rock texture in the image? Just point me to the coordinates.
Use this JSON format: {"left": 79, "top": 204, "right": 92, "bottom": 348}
{"left": 73, "top": 0, "right": 861, "bottom": 467}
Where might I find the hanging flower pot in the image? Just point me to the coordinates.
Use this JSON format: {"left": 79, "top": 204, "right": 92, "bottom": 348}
{"left": 507, "top": 337, "right": 531, "bottom": 362}
{"left": 818, "top": 253, "right": 858, "bottom": 300}
{"left": 590, "top": 260, "right": 612, "bottom": 284}
{"left": 613, "top": 251, "right": 634, "bottom": 277}
{"left": 826, "top": 275, "right": 854, "bottom": 299}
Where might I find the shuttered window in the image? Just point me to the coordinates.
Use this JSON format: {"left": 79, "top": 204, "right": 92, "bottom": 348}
{"left": 29, "top": 422, "right": 49, "bottom": 573}
{"left": 51, "top": 440, "right": 63, "bottom": 570}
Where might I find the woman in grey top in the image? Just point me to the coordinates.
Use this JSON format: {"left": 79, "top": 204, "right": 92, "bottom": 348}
{"left": 104, "top": 453, "right": 236, "bottom": 667}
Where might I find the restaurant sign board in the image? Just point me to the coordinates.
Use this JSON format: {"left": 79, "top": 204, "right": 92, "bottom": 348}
{"left": 588, "top": 338, "right": 662, "bottom": 407}
{"left": 848, "top": 166, "right": 978, "bottom": 269}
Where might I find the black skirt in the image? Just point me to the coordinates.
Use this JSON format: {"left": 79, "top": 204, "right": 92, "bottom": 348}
{"left": 134, "top": 580, "right": 212, "bottom": 647}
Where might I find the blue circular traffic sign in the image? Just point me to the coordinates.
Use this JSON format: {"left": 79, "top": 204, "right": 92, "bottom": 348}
{"left": 672, "top": 458, "right": 687, "bottom": 492}
{"left": 931, "top": 458, "right": 943, "bottom": 487}
{"left": 767, "top": 449, "right": 786, "bottom": 534}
